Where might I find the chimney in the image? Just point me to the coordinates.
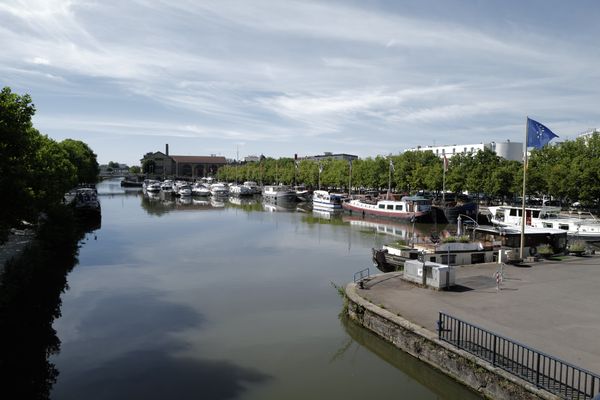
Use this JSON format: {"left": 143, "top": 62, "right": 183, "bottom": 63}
{"left": 165, "top": 144, "right": 169, "bottom": 156}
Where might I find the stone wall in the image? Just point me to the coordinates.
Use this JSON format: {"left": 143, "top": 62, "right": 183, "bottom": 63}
{"left": 345, "top": 283, "right": 558, "bottom": 400}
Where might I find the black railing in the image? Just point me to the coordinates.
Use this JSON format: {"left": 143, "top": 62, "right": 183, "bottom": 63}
{"left": 438, "top": 312, "right": 600, "bottom": 400}
{"left": 353, "top": 268, "right": 370, "bottom": 283}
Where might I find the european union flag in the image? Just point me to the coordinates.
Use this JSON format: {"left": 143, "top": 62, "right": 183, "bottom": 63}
{"left": 527, "top": 118, "right": 559, "bottom": 149}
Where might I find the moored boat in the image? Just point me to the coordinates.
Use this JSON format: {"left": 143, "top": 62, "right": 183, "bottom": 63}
{"left": 262, "top": 185, "right": 297, "bottom": 203}
{"left": 192, "top": 183, "right": 211, "bottom": 197}
{"left": 229, "top": 184, "right": 253, "bottom": 196}
{"left": 210, "top": 183, "right": 229, "bottom": 196}
{"left": 312, "top": 190, "right": 343, "bottom": 211}
{"left": 343, "top": 195, "right": 432, "bottom": 222}
{"left": 488, "top": 205, "right": 600, "bottom": 241}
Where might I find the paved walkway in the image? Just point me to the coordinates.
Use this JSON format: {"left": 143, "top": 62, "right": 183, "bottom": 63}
{"left": 357, "top": 255, "right": 600, "bottom": 374}
{"left": 0, "top": 228, "right": 35, "bottom": 275}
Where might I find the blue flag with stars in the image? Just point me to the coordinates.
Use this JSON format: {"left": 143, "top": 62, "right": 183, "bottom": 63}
{"left": 527, "top": 118, "right": 559, "bottom": 149}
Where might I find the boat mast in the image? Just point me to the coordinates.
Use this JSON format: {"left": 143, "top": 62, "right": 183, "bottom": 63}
{"left": 387, "top": 158, "right": 393, "bottom": 200}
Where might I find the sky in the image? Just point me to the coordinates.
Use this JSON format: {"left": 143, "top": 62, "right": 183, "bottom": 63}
{"left": 1, "top": 0, "right": 599, "bottom": 166}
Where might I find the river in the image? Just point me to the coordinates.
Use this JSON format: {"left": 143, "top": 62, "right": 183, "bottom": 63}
{"left": 49, "top": 178, "right": 481, "bottom": 399}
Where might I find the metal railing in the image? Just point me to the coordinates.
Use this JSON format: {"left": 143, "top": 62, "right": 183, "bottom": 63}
{"left": 438, "top": 312, "right": 600, "bottom": 400}
{"left": 353, "top": 268, "right": 370, "bottom": 283}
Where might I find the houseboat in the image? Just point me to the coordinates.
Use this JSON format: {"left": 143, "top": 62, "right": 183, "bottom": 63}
{"left": 312, "top": 190, "right": 344, "bottom": 212}
{"left": 488, "top": 205, "right": 600, "bottom": 241}
{"left": 343, "top": 195, "right": 432, "bottom": 222}
{"left": 262, "top": 185, "right": 297, "bottom": 203}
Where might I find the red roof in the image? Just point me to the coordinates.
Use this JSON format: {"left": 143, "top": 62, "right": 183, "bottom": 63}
{"left": 170, "top": 155, "right": 227, "bottom": 164}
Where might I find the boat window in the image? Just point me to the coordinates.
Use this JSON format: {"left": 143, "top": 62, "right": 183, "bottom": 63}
{"left": 395, "top": 205, "right": 403, "bottom": 211}
{"left": 441, "top": 254, "right": 457, "bottom": 265}
{"left": 387, "top": 204, "right": 394, "bottom": 210}
{"left": 379, "top": 204, "right": 385, "bottom": 209}
{"left": 543, "top": 223, "right": 553, "bottom": 228}
{"left": 532, "top": 210, "right": 540, "bottom": 218}
{"left": 509, "top": 209, "right": 518, "bottom": 217}
{"left": 558, "top": 224, "right": 569, "bottom": 230}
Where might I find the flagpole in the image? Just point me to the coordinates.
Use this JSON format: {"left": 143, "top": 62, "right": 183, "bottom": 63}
{"left": 520, "top": 116, "right": 528, "bottom": 260}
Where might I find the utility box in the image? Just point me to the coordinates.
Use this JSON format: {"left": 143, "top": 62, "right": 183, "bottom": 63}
{"left": 403, "top": 260, "right": 455, "bottom": 290}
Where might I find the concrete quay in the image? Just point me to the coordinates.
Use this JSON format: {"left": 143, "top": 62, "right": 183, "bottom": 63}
{"left": 346, "top": 255, "right": 600, "bottom": 399}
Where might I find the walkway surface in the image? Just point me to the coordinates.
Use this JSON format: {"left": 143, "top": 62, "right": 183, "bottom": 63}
{"left": 0, "top": 228, "right": 34, "bottom": 275}
{"left": 357, "top": 255, "right": 600, "bottom": 374}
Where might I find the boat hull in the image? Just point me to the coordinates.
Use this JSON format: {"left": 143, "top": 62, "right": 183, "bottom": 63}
{"left": 342, "top": 202, "right": 431, "bottom": 222}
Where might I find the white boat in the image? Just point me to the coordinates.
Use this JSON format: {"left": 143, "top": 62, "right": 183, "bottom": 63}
{"left": 312, "top": 190, "right": 343, "bottom": 211}
{"left": 144, "top": 180, "right": 162, "bottom": 193}
{"left": 243, "top": 181, "right": 260, "bottom": 194}
{"left": 210, "top": 183, "right": 229, "bottom": 196}
{"left": 342, "top": 195, "right": 433, "bottom": 222}
{"left": 229, "top": 184, "right": 253, "bottom": 196}
{"left": 487, "top": 205, "right": 600, "bottom": 241}
{"left": 160, "top": 180, "right": 174, "bottom": 194}
{"left": 262, "top": 185, "right": 297, "bottom": 203}
{"left": 177, "top": 184, "right": 192, "bottom": 197}
{"left": 192, "top": 183, "right": 211, "bottom": 197}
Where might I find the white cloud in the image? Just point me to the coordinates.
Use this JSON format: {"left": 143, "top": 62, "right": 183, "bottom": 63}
{"left": 1, "top": 0, "right": 599, "bottom": 163}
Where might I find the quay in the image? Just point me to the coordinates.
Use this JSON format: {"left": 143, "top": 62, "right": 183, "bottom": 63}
{"left": 345, "top": 256, "right": 600, "bottom": 399}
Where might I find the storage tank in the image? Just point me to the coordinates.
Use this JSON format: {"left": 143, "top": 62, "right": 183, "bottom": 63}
{"left": 495, "top": 141, "right": 523, "bottom": 162}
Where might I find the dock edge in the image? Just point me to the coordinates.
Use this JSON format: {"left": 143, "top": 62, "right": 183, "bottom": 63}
{"left": 344, "top": 282, "right": 560, "bottom": 400}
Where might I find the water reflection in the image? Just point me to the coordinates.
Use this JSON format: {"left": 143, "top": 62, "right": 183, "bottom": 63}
{"left": 340, "top": 317, "right": 481, "bottom": 400}
{"left": 0, "top": 207, "right": 98, "bottom": 399}
{"left": 51, "top": 291, "right": 271, "bottom": 400}
{"left": 47, "top": 180, "right": 481, "bottom": 400}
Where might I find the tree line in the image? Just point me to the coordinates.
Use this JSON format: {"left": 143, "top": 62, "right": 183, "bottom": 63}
{"left": 218, "top": 136, "right": 600, "bottom": 208}
{"left": 0, "top": 87, "right": 99, "bottom": 241}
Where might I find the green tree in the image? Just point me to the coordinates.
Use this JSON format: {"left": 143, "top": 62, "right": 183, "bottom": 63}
{"left": 60, "top": 139, "right": 99, "bottom": 184}
{"left": 0, "top": 87, "right": 37, "bottom": 235}
{"left": 129, "top": 165, "right": 141, "bottom": 174}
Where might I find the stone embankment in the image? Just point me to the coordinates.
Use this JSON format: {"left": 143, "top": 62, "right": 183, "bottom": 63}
{"left": 345, "top": 281, "right": 559, "bottom": 400}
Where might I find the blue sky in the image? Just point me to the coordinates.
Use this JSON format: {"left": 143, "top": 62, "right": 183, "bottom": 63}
{"left": 1, "top": 0, "right": 599, "bottom": 166}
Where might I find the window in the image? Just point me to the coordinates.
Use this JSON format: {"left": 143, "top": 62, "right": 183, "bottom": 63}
{"left": 378, "top": 204, "right": 385, "bottom": 209}
{"left": 559, "top": 224, "right": 569, "bottom": 230}
{"left": 387, "top": 204, "right": 394, "bottom": 210}
{"left": 441, "top": 254, "right": 457, "bottom": 265}
{"left": 395, "top": 205, "right": 403, "bottom": 211}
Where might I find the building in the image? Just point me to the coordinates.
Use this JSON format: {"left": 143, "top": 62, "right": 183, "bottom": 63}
{"left": 579, "top": 128, "right": 599, "bottom": 140}
{"left": 304, "top": 152, "right": 358, "bottom": 162}
{"left": 406, "top": 140, "right": 523, "bottom": 162}
{"left": 244, "top": 155, "right": 260, "bottom": 163}
{"left": 141, "top": 144, "right": 227, "bottom": 177}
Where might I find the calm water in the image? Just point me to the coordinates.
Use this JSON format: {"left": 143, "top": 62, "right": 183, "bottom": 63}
{"left": 50, "top": 179, "right": 480, "bottom": 400}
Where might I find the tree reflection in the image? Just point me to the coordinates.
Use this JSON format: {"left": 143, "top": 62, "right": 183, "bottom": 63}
{"left": 0, "top": 206, "right": 97, "bottom": 399}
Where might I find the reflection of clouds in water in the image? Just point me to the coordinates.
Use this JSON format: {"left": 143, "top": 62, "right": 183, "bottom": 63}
{"left": 52, "top": 291, "right": 270, "bottom": 399}
{"left": 54, "top": 350, "right": 269, "bottom": 400}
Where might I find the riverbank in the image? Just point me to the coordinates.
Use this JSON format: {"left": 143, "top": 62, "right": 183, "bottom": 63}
{"left": 345, "top": 256, "right": 600, "bottom": 399}
{"left": 0, "top": 227, "right": 35, "bottom": 276}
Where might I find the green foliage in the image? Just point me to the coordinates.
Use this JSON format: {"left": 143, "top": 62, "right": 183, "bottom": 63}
{"left": 0, "top": 87, "right": 99, "bottom": 239}
{"left": 60, "top": 139, "right": 100, "bottom": 184}
{"left": 129, "top": 165, "right": 141, "bottom": 174}
{"left": 0, "top": 87, "right": 37, "bottom": 234}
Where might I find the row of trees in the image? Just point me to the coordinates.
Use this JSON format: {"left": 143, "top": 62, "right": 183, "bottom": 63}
{"left": 0, "top": 87, "right": 99, "bottom": 240}
{"left": 217, "top": 136, "right": 600, "bottom": 207}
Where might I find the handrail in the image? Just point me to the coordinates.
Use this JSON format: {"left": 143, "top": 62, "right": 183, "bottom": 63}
{"left": 438, "top": 312, "right": 600, "bottom": 399}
